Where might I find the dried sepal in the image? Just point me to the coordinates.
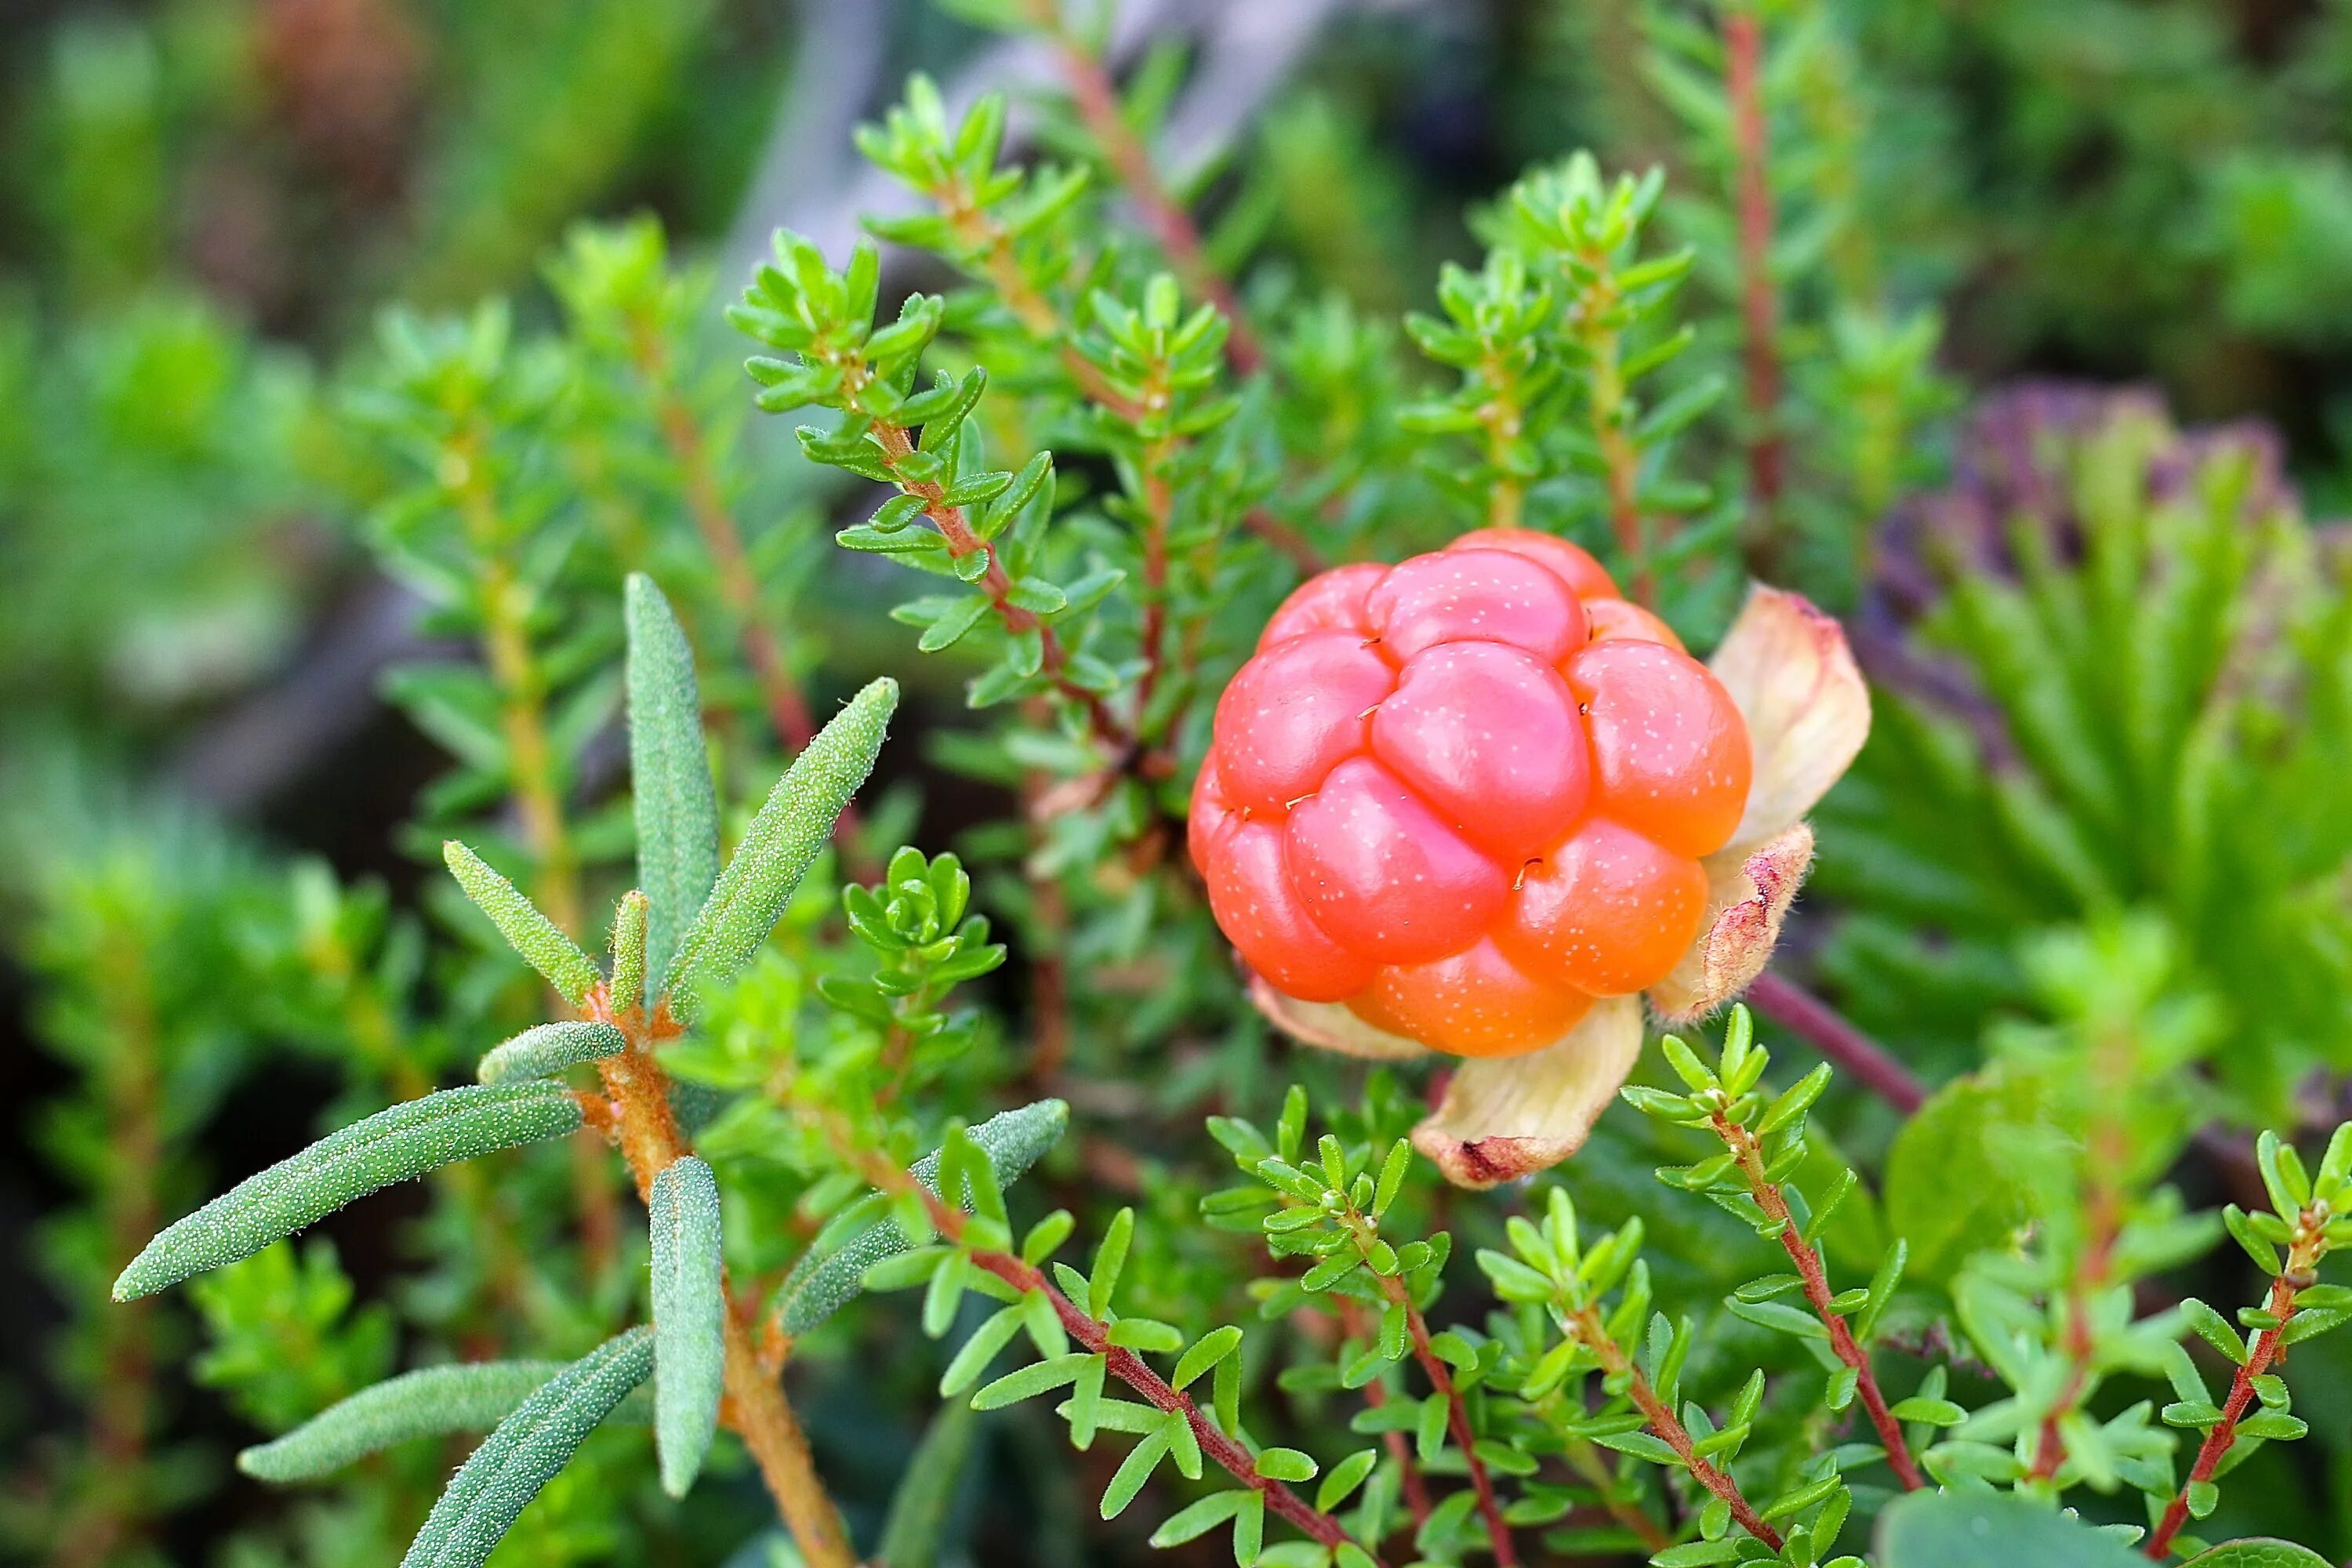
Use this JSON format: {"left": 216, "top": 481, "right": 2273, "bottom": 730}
{"left": 1704, "top": 585, "right": 1870, "bottom": 851}
{"left": 1408, "top": 996, "right": 1644, "bottom": 1189}
{"left": 1245, "top": 978, "right": 1429, "bottom": 1063}
{"left": 1647, "top": 825, "right": 1815, "bottom": 1024}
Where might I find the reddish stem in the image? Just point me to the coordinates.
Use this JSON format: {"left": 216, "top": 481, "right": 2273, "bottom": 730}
{"left": 1391, "top": 1287, "right": 1519, "bottom": 1566}
{"left": 905, "top": 1185, "right": 1377, "bottom": 1559}
{"left": 1577, "top": 1305, "right": 1782, "bottom": 1548}
{"left": 869, "top": 420, "right": 1134, "bottom": 753}
{"left": 1043, "top": 25, "right": 1264, "bottom": 375}
{"left": 1334, "top": 1298, "right": 1432, "bottom": 1534}
{"left": 1718, "top": 1116, "right": 1925, "bottom": 1490}
{"left": 1722, "top": 9, "right": 1785, "bottom": 531}
{"left": 2146, "top": 1264, "right": 2307, "bottom": 1557}
{"left": 1744, "top": 972, "right": 1926, "bottom": 1113}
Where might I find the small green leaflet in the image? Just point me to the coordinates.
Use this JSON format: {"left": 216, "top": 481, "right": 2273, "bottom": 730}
{"left": 475, "top": 1021, "right": 625, "bottom": 1084}
{"left": 775, "top": 1098, "right": 1067, "bottom": 1335}
{"left": 400, "top": 1327, "right": 655, "bottom": 1568}
{"left": 624, "top": 575, "right": 719, "bottom": 993}
{"left": 649, "top": 1156, "right": 726, "bottom": 1498}
{"left": 662, "top": 677, "right": 898, "bottom": 1020}
{"left": 441, "top": 840, "right": 601, "bottom": 1005}
{"left": 114, "top": 1082, "right": 583, "bottom": 1301}
{"left": 238, "top": 1360, "right": 652, "bottom": 1483}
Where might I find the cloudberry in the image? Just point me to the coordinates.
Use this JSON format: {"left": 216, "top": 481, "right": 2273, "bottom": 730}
{"left": 1189, "top": 528, "right": 1751, "bottom": 1058}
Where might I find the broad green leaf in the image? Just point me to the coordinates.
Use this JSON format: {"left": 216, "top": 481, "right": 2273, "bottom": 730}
{"left": 663, "top": 677, "right": 898, "bottom": 1018}
{"left": 1874, "top": 1491, "right": 2145, "bottom": 1568}
{"left": 876, "top": 1398, "right": 980, "bottom": 1567}
{"left": 115, "top": 1083, "right": 583, "bottom": 1300}
{"left": 2182, "top": 1541, "right": 2335, "bottom": 1568}
{"left": 775, "top": 1098, "right": 1067, "bottom": 1334}
{"left": 400, "top": 1327, "right": 655, "bottom": 1568}
{"left": 475, "top": 1021, "right": 624, "bottom": 1084}
{"left": 1885, "top": 1067, "right": 2045, "bottom": 1283}
{"left": 441, "top": 840, "right": 601, "bottom": 1004}
{"left": 625, "top": 574, "right": 719, "bottom": 993}
{"left": 649, "top": 1156, "right": 725, "bottom": 1498}
{"left": 238, "top": 1361, "right": 648, "bottom": 1483}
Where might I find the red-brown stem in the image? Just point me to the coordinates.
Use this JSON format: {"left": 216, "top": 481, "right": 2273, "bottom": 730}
{"left": 1722, "top": 8, "right": 1784, "bottom": 530}
{"left": 1038, "top": 17, "right": 1264, "bottom": 375}
{"left": 645, "top": 368, "right": 818, "bottom": 752}
{"left": 587, "top": 992, "right": 857, "bottom": 1568}
{"left": 59, "top": 933, "right": 165, "bottom": 1568}
{"left": 928, "top": 162, "right": 1322, "bottom": 586}
{"left": 1390, "top": 1287, "right": 1519, "bottom": 1566}
{"left": 1717, "top": 1116, "right": 1924, "bottom": 1490}
{"left": 869, "top": 420, "right": 1134, "bottom": 753}
{"left": 2146, "top": 1251, "right": 2315, "bottom": 1557}
{"left": 896, "top": 1182, "right": 1377, "bottom": 1559}
{"left": 1575, "top": 1305, "right": 1782, "bottom": 1548}
{"left": 2027, "top": 1021, "right": 2132, "bottom": 1483}
{"left": 1336, "top": 1300, "right": 1432, "bottom": 1534}
{"left": 1744, "top": 971, "right": 1926, "bottom": 1113}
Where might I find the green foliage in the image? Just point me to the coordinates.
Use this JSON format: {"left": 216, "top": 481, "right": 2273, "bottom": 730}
{"left": 441, "top": 840, "right": 602, "bottom": 1004}
{"left": 625, "top": 572, "right": 720, "bottom": 993}
{"left": 1872, "top": 1492, "right": 2142, "bottom": 1566}
{"left": 777, "top": 1098, "right": 1069, "bottom": 1336}
{"left": 238, "top": 1361, "right": 619, "bottom": 1484}
{"left": 113, "top": 1082, "right": 585, "bottom": 1301}
{"left": 663, "top": 676, "right": 898, "bottom": 1018}
{"left": 474, "top": 1020, "right": 626, "bottom": 1083}
{"left": 397, "top": 1327, "right": 656, "bottom": 1568}
{"left": 648, "top": 1156, "right": 726, "bottom": 1498}
{"left": 16, "top": 0, "right": 2352, "bottom": 1563}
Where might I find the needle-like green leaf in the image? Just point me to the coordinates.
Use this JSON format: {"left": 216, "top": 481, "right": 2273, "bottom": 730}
{"left": 625, "top": 575, "right": 718, "bottom": 993}
{"left": 114, "top": 1083, "right": 583, "bottom": 1301}
{"left": 475, "top": 1021, "right": 625, "bottom": 1084}
{"left": 776, "top": 1098, "right": 1066, "bottom": 1334}
{"left": 238, "top": 1361, "right": 655, "bottom": 1483}
{"left": 662, "top": 677, "right": 898, "bottom": 1019}
{"left": 442, "top": 840, "right": 601, "bottom": 1004}
{"left": 648, "top": 1156, "right": 725, "bottom": 1498}
{"left": 400, "top": 1327, "right": 655, "bottom": 1568}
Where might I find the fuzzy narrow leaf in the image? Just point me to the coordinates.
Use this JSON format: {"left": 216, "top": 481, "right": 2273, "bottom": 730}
{"left": 475, "top": 1022, "right": 625, "bottom": 1085}
{"left": 876, "top": 1399, "right": 981, "bottom": 1568}
{"left": 399, "top": 1327, "right": 655, "bottom": 1568}
{"left": 115, "top": 1083, "right": 583, "bottom": 1300}
{"left": 649, "top": 1156, "right": 725, "bottom": 1498}
{"left": 625, "top": 575, "right": 720, "bottom": 989}
{"left": 239, "top": 1362, "right": 606, "bottom": 1483}
{"left": 442, "top": 841, "right": 600, "bottom": 1004}
{"left": 662, "top": 678, "right": 898, "bottom": 1018}
{"left": 775, "top": 1099, "right": 1069, "bottom": 1334}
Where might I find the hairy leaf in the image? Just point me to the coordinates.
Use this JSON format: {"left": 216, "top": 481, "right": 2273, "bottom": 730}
{"left": 475, "top": 1021, "right": 625, "bottom": 1084}
{"left": 116, "top": 1083, "right": 583, "bottom": 1300}
{"left": 877, "top": 1398, "right": 980, "bottom": 1567}
{"left": 648, "top": 1156, "right": 725, "bottom": 1498}
{"left": 625, "top": 574, "right": 719, "bottom": 992}
{"left": 441, "top": 841, "right": 601, "bottom": 1004}
{"left": 775, "top": 1098, "right": 1067, "bottom": 1334}
{"left": 401, "top": 1327, "right": 655, "bottom": 1568}
{"left": 238, "top": 1361, "right": 652, "bottom": 1483}
{"left": 663, "top": 677, "right": 898, "bottom": 1018}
